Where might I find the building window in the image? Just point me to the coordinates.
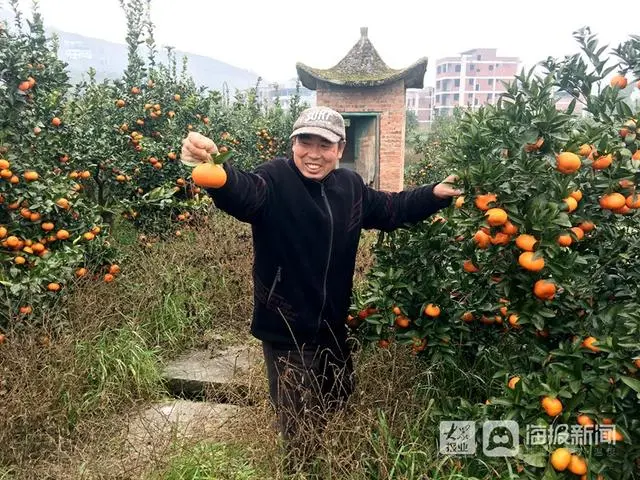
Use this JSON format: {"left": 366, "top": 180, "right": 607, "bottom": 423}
{"left": 436, "top": 80, "right": 441, "bottom": 89}
{"left": 489, "top": 65, "right": 494, "bottom": 71}
{"left": 469, "top": 64, "right": 475, "bottom": 71}
{"left": 437, "top": 65, "right": 441, "bottom": 73}
{"left": 488, "top": 79, "right": 493, "bottom": 86}
{"left": 436, "top": 94, "right": 440, "bottom": 102}
{"left": 477, "top": 55, "right": 482, "bottom": 61}
{"left": 455, "top": 64, "right": 461, "bottom": 72}
{"left": 487, "top": 93, "right": 493, "bottom": 102}
{"left": 454, "top": 79, "right": 460, "bottom": 87}
{"left": 454, "top": 93, "right": 459, "bottom": 101}
{"left": 468, "top": 79, "right": 474, "bottom": 86}
{"left": 474, "top": 98, "right": 479, "bottom": 105}
{"left": 475, "top": 83, "right": 480, "bottom": 91}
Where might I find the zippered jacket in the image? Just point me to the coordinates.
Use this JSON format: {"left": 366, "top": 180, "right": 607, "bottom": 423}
{"left": 206, "top": 158, "right": 452, "bottom": 347}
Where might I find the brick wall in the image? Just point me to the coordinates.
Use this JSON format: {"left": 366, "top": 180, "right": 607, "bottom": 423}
{"left": 316, "top": 80, "right": 406, "bottom": 192}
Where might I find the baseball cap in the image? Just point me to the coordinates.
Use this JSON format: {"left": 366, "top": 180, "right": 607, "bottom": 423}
{"left": 290, "top": 106, "right": 346, "bottom": 143}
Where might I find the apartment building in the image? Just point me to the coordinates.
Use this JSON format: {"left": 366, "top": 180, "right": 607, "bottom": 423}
{"left": 406, "top": 86, "right": 435, "bottom": 128}
{"left": 434, "top": 48, "right": 519, "bottom": 117}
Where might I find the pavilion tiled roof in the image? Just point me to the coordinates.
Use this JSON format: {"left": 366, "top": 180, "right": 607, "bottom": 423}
{"left": 296, "top": 27, "right": 428, "bottom": 89}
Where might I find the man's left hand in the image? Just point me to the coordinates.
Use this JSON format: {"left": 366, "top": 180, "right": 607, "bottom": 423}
{"left": 433, "top": 175, "right": 463, "bottom": 199}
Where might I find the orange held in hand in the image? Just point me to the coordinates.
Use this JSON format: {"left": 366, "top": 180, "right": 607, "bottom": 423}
{"left": 192, "top": 163, "right": 227, "bottom": 188}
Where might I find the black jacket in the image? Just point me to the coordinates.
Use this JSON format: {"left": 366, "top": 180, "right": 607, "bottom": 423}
{"left": 207, "top": 158, "right": 451, "bottom": 347}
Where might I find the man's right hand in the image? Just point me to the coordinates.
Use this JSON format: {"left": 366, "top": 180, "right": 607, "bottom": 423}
{"left": 180, "top": 132, "right": 218, "bottom": 166}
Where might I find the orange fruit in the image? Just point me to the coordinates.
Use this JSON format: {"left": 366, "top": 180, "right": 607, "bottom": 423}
{"left": 619, "top": 178, "right": 636, "bottom": 188}
{"left": 14, "top": 256, "right": 26, "bottom": 265}
{"left": 474, "top": 193, "right": 497, "bottom": 211}
{"left": 519, "top": 251, "right": 545, "bottom": 271}
{"left": 103, "top": 273, "right": 115, "bottom": 283}
{"left": 461, "top": 311, "right": 474, "bottom": 322}
{"left": 599, "top": 192, "right": 626, "bottom": 210}
{"left": 83, "top": 232, "right": 95, "bottom": 241}
{"left": 570, "top": 226, "right": 585, "bottom": 241}
{"left": 524, "top": 137, "right": 544, "bottom": 152}
{"left": 602, "top": 429, "right": 623, "bottom": 442}
{"left": 550, "top": 447, "right": 571, "bottom": 471}
{"left": 626, "top": 193, "right": 640, "bottom": 209}
{"left": 592, "top": 153, "right": 613, "bottom": 170}
{"left": 41, "top": 222, "right": 54, "bottom": 232}
{"left": 578, "top": 221, "right": 595, "bottom": 232}
{"left": 491, "top": 232, "right": 510, "bottom": 245}
{"left": 56, "top": 230, "right": 69, "bottom": 240}
{"left": 6, "top": 236, "right": 19, "bottom": 248}
{"left": 569, "top": 189, "right": 581, "bottom": 200}
{"left": 75, "top": 267, "right": 87, "bottom": 278}
{"left": 192, "top": 163, "right": 227, "bottom": 188}
{"left": 610, "top": 74, "right": 627, "bottom": 89}
{"left": 578, "top": 144, "right": 592, "bottom": 156}
{"left": 515, "top": 234, "right": 537, "bottom": 251}
{"left": 55, "top": 198, "right": 70, "bottom": 209}
{"left": 564, "top": 196, "right": 578, "bottom": 213}
{"left": 116, "top": 99, "right": 125, "bottom": 107}
{"left": 47, "top": 282, "right": 61, "bottom": 292}
{"left": 534, "top": 280, "right": 556, "bottom": 300}
{"left": 395, "top": 315, "right": 410, "bottom": 328}
{"left": 581, "top": 336, "right": 600, "bottom": 352}
{"left": 541, "top": 396, "right": 563, "bottom": 416}
{"left": 424, "top": 304, "right": 441, "bottom": 317}
{"left": 91, "top": 226, "right": 101, "bottom": 235}
{"left": 116, "top": 174, "right": 126, "bottom": 182}
{"left": 0, "top": 159, "right": 9, "bottom": 169}
{"left": 0, "top": 226, "right": 6, "bottom": 239}
{"left": 174, "top": 94, "right": 181, "bottom": 101}
{"left": 485, "top": 208, "right": 508, "bottom": 226}
{"left": 454, "top": 196, "right": 465, "bottom": 208}
{"left": 501, "top": 221, "right": 518, "bottom": 235}
{"left": 577, "top": 414, "right": 594, "bottom": 426}
{"left": 568, "top": 455, "right": 587, "bottom": 475}
{"left": 51, "top": 117, "right": 61, "bottom": 127}
{"left": 109, "top": 264, "right": 121, "bottom": 275}
{"left": 508, "top": 314, "right": 519, "bottom": 327}
{"left": 19, "top": 306, "right": 32, "bottom": 315}
{"left": 507, "top": 376, "right": 520, "bottom": 389}
{"left": 0, "top": 169, "right": 11, "bottom": 179}
{"left": 557, "top": 234, "right": 572, "bottom": 247}
{"left": 463, "top": 260, "right": 480, "bottom": 273}
{"left": 556, "top": 152, "right": 581, "bottom": 173}
{"left": 23, "top": 171, "right": 38, "bottom": 181}
{"left": 473, "top": 230, "right": 491, "bottom": 249}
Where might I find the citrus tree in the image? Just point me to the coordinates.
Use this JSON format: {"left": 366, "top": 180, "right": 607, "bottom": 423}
{"left": 355, "top": 28, "right": 640, "bottom": 478}
{"left": 0, "top": 3, "right": 118, "bottom": 325}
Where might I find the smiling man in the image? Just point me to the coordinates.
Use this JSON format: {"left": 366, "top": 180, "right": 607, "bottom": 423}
{"left": 180, "top": 106, "right": 461, "bottom": 462}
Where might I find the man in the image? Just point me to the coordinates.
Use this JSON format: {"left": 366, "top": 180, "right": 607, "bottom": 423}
{"left": 180, "top": 106, "right": 461, "bottom": 457}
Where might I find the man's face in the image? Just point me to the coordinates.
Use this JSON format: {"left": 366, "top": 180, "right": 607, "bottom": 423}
{"left": 292, "top": 134, "right": 345, "bottom": 181}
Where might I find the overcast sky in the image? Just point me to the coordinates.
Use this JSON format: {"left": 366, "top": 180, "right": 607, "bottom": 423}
{"left": 9, "top": 0, "right": 639, "bottom": 86}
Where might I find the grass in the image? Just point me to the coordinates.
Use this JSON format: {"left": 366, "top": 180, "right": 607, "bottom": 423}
{"left": 150, "top": 442, "right": 264, "bottom": 480}
{"left": 1, "top": 210, "right": 527, "bottom": 479}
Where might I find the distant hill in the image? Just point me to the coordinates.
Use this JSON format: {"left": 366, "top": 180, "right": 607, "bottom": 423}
{"left": 0, "top": 8, "right": 261, "bottom": 92}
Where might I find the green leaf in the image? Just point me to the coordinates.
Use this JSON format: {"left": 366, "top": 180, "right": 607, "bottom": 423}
{"left": 621, "top": 376, "right": 640, "bottom": 393}
{"left": 522, "top": 452, "right": 548, "bottom": 468}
